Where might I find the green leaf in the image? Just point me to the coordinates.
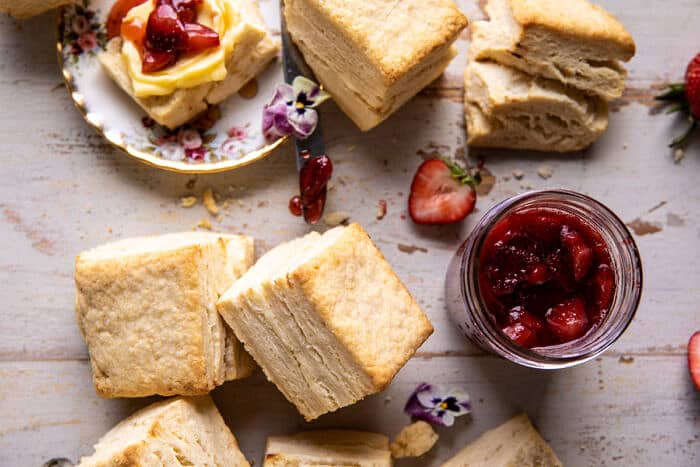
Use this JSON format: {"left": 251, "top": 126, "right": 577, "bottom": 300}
{"left": 440, "top": 156, "right": 481, "bottom": 190}
{"left": 666, "top": 102, "right": 689, "bottom": 114}
{"left": 656, "top": 83, "right": 686, "bottom": 101}
{"left": 670, "top": 119, "right": 697, "bottom": 148}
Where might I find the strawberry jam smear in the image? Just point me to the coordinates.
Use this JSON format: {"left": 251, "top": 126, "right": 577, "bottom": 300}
{"left": 478, "top": 208, "right": 616, "bottom": 349}
{"left": 107, "top": 0, "right": 220, "bottom": 73}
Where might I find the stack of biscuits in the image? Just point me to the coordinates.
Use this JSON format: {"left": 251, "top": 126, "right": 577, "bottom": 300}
{"left": 464, "top": 0, "right": 636, "bottom": 152}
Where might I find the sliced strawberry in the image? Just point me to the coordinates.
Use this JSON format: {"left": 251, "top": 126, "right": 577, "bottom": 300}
{"left": 545, "top": 297, "right": 589, "bottom": 343}
{"left": 561, "top": 225, "right": 593, "bottom": 281}
{"left": 408, "top": 159, "right": 478, "bottom": 225}
{"left": 685, "top": 54, "right": 700, "bottom": 119}
{"left": 689, "top": 332, "right": 700, "bottom": 390}
{"left": 656, "top": 52, "right": 700, "bottom": 147}
{"left": 502, "top": 323, "right": 539, "bottom": 348}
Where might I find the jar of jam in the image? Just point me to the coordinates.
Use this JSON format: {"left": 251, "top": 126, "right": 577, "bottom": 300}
{"left": 446, "top": 190, "right": 642, "bottom": 369}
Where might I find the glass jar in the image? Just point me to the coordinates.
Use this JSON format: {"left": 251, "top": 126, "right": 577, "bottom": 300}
{"left": 445, "top": 189, "right": 643, "bottom": 369}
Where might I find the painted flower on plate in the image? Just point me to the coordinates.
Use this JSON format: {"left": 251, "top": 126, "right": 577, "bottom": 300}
{"left": 159, "top": 142, "right": 186, "bottom": 161}
{"left": 262, "top": 76, "right": 330, "bottom": 141}
{"left": 72, "top": 15, "right": 90, "bottom": 34}
{"left": 62, "top": 1, "right": 107, "bottom": 60}
{"left": 77, "top": 32, "right": 98, "bottom": 52}
{"left": 178, "top": 128, "right": 203, "bottom": 150}
{"left": 404, "top": 382, "right": 471, "bottom": 427}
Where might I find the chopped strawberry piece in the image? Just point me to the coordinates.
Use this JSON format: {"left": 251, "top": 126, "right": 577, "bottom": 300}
{"left": 184, "top": 23, "right": 220, "bottom": 53}
{"left": 106, "top": 0, "right": 149, "bottom": 39}
{"left": 689, "top": 332, "right": 700, "bottom": 390}
{"left": 561, "top": 225, "right": 593, "bottom": 281}
{"left": 588, "top": 264, "right": 615, "bottom": 313}
{"left": 172, "top": 0, "right": 202, "bottom": 22}
{"left": 146, "top": 3, "right": 187, "bottom": 53}
{"left": 408, "top": 159, "right": 478, "bottom": 225}
{"left": 508, "top": 307, "right": 545, "bottom": 334}
{"left": 502, "top": 323, "right": 539, "bottom": 348}
{"left": 142, "top": 48, "right": 177, "bottom": 73}
{"left": 545, "top": 297, "right": 589, "bottom": 342}
{"left": 525, "top": 263, "right": 550, "bottom": 285}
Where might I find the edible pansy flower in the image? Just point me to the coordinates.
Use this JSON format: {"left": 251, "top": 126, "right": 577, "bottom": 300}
{"left": 404, "top": 382, "right": 471, "bottom": 427}
{"left": 262, "top": 76, "right": 330, "bottom": 141}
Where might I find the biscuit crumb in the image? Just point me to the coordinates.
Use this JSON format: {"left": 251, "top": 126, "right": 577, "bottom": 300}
{"left": 180, "top": 196, "right": 198, "bottom": 208}
{"left": 197, "top": 219, "right": 212, "bottom": 230}
{"left": 376, "top": 200, "right": 388, "bottom": 220}
{"left": 390, "top": 421, "right": 438, "bottom": 459}
{"left": 324, "top": 211, "right": 351, "bottom": 226}
{"left": 327, "top": 181, "right": 336, "bottom": 192}
{"left": 674, "top": 148, "right": 685, "bottom": 163}
{"left": 384, "top": 395, "right": 393, "bottom": 404}
{"left": 512, "top": 170, "right": 525, "bottom": 180}
{"left": 202, "top": 188, "right": 219, "bottom": 215}
{"left": 537, "top": 166, "right": 553, "bottom": 179}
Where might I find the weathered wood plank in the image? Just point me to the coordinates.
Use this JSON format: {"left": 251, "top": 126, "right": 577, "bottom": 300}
{"left": 1, "top": 356, "right": 698, "bottom": 466}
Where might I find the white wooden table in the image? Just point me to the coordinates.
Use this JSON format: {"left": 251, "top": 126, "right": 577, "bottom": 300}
{"left": 1, "top": 1, "right": 699, "bottom": 465}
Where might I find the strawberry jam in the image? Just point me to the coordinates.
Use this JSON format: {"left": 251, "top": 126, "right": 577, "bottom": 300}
{"left": 107, "top": 0, "right": 220, "bottom": 73}
{"left": 478, "top": 207, "right": 616, "bottom": 348}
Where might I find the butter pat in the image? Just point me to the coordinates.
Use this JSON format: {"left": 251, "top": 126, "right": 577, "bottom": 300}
{"left": 441, "top": 413, "right": 563, "bottom": 467}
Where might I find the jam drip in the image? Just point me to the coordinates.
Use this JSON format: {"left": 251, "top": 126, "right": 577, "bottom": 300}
{"left": 288, "top": 152, "right": 333, "bottom": 224}
{"left": 107, "top": 0, "right": 220, "bottom": 73}
{"left": 478, "top": 208, "right": 616, "bottom": 348}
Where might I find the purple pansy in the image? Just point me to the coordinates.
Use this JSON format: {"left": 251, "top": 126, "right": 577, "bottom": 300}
{"left": 404, "top": 383, "right": 471, "bottom": 427}
{"left": 262, "top": 76, "right": 330, "bottom": 142}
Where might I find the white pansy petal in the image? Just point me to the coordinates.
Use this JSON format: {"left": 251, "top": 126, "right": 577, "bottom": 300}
{"left": 441, "top": 411, "right": 456, "bottom": 427}
{"left": 270, "top": 83, "right": 295, "bottom": 106}
{"left": 416, "top": 389, "right": 440, "bottom": 408}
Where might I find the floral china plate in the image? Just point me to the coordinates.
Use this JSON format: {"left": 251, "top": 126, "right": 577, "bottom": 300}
{"left": 57, "top": 0, "right": 287, "bottom": 173}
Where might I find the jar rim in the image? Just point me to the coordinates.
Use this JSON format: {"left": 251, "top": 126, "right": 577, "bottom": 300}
{"left": 458, "top": 189, "right": 643, "bottom": 369}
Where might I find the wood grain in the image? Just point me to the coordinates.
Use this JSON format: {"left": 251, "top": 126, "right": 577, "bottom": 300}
{"left": 1, "top": 1, "right": 699, "bottom": 466}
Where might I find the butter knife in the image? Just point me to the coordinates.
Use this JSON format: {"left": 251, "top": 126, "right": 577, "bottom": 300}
{"left": 279, "top": 1, "right": 330, "bottom": 224}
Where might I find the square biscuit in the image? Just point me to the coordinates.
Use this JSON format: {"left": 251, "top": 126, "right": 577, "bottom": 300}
{"left": 0, "top": 0, "right": 75, "bottom": 18}
{"left": 441, "top": 413, "right": 563, "bottom": 467}
{"left": 217, "top": 223, "right": 433, "bottom": 420}
{"left": 284, "top": 0, "right": 467, "bottom": 130}
{"left": 77, "top": 396, "right": 250, "bottom": 467}
{"left": 470, "top": 0, "right": 635, "bottom": 99}
{"left": 264, "top": 430, "right": 392, "bottom": 466}
{"left": 75, "top": 232, "right": 256, "bottom": 398}
{"left": 465, "top": 60, "right": 608, "bottom": 152}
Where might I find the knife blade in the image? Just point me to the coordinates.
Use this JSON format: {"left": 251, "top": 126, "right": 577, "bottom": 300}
{"left": 279, "top": 1, "right": 330, "bottom": 223}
